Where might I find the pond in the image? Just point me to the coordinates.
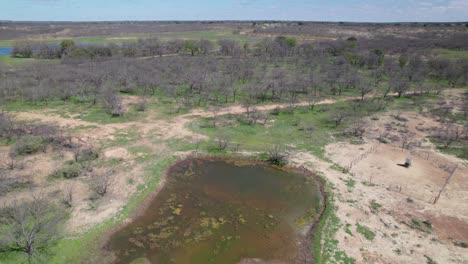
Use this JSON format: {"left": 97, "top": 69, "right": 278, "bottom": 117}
{"left": 0, "top": 47, "right": 12, "bottom": 56}
{"left": 106, "top": 158, "right": 324, "bottom": 264}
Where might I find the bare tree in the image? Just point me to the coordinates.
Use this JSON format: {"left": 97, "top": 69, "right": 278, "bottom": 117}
{"left": 434, "top": 123, "right": 464, "bottom": 148}
{"left": 264, "top": 145, "right": 288, "bottom": 166}
{"left": 208, "top": 105, "right": 220, "bottom": 127}
{"left": 330, "top": 110, "right": 347, "bottom": 128}
{"left": 401, "top": 131, "right": 418, "bottom": 150}
{"left": 62, "top": 185, "right": 74, "bottom": 208}
{"left": 347, "top": 117, "right": 367, "bottom": 137}
{"left": 101, "top": 88, "right": 125, "bottom": 117}
{"left": 359, "top": 82, "right": 374, "bottom": 101}
{"left": 1, "top": 156, "right": 23, "bottom": 170}
{"left": 306, "top": 93, "right": 321, "bottom": 111}
{"left": 390, "top": 74, "right": 410, "bottom": 98}
{"left": 136, "top": 96, "right": 147, "bottom": 112}
{"left": 0, "top": 194, "right": 67, "bottom": 263}
{"left": 215, "top": 134, "right": 230, "bottom": 151}
{"left": 199, "top": 39, "right": 214, "bottom": 54}
{"left": 90, "top": 173, "right": 113, "bottom": 197}
{"left": 218, "top": 39, "right": 241, "bottom": 56}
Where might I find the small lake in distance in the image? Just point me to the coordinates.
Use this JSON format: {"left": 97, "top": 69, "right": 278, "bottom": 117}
{"left": 0, "top": 47, "right": 12, "bottom": 56}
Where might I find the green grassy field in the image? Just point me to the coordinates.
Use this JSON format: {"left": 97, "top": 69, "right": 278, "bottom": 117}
{"left": 1, "top": 98, "right": 148, "bottom": 124}
{"left": 0, "top": 55, "right": 60, "bottom": 66}
{"left": 0, "top": 30, "right": 264, "bottom": 47}
{"left": 433, "top": 48, "right": 468, "bottom": 60}
{"left": 190, "top": 103, "right": 352, "bottom": 158}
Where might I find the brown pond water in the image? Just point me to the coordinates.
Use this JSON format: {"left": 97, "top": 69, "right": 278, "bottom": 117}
{"left": 106, "top": 158, "right": 323, "bottom": 264}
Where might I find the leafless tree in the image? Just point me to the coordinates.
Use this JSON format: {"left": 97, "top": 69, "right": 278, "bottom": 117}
{"left": 434, "top": 123, "right": 464, "bottom": 148}
{"left": 2, "top": 156, "right": 22, "bottom": 170}
{"left": 390, "top": 74, "right": 410, "bottom": 98}
{"left": 208, "top": 105, "right": 220, "bottom": 127}
{"left": 90, "top": 172, "right": 113, "bottom": 197}
{"left": 0, "top": 194, "right": 67, "bottom": 263}
{"left": 264, "top": 145, "right": 288, "bottom": 166}
{"left": 347, "top": 117, "right": 367, "bottom": 137}
{"left": 199, "top": 39, "right": 214, "bottom": 54}
{"left": 371, "top": 67, "right": 385, "bottom": 85}
{"left": 401, "top": 131, "right": 418, "bottom": 150}
{"left": 136, "top": 96, "right": 147, "bottom": 112}
{"left": 330, "top": 110, "right": 347, "bottom": 128}
{"left": 359, "top": 82, "right": 374, "bottom": 101}
{"left": 218, "top": 39, "right": 241, "bottom": 56}
{"left": 215, "top": 134, "right": 230, "bottom": 151}
{"left": 101, "top": 87, "right": 125, "bottom": 117}
{"left": 62, "top": 185, "right": 74, "bottom": 208}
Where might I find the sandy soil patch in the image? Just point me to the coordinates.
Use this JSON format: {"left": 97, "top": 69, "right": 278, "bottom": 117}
{"left": 103, "top": 147, "right": 129, "bottom": 160}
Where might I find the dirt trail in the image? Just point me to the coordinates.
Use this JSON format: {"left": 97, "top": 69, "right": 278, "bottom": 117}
{"left": 11, "top": 98, "right": 341, "bottom": 142}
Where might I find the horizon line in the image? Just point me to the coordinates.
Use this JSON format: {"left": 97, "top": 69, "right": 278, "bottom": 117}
{"left": 1, "top": 20, "right": 468, "bottom": 24}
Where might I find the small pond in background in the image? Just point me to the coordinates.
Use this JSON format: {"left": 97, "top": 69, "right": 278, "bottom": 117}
{"left": 0, "top": 47, "right": 12, "bottom": 56}
{"left": 107, "top": 158, "right": 323, "bottom": 264}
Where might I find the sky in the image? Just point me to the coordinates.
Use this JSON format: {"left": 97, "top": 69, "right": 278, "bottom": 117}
{"left": 1, "top": 0, "right": 468, "bottom": 22}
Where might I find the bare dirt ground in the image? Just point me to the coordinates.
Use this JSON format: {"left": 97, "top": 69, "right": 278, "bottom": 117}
{"left": 1, "top": 91, "right": 467, "bottom": 263}
{"left": 320, "top": 110, "right": 468, "bottom": 263}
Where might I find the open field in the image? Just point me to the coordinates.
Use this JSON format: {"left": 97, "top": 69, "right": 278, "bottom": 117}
{"left": 0, "top": 30, "right": 263, "bottom": 47}
{"left": 0, "top": 21, "right": 467, "bottom": 264}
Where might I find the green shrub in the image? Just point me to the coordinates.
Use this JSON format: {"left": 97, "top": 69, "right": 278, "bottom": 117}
{"left": 10, "top": 135, "right": 46, "bottom": 156}
{"left": 370, "top": 200, "right": 382, "bottom": 213}
{"left": 270, "top": 107, "right": 281, "bottom": 116}
{"left": 51, "top": 161, "right": 82, "bottom": 179}
{"left": 356, "top": 223, "right": 376, "bottom": 241}
{"left": 75, "top": 148, "right": 99, "bottom": 163}
{"left": 261, "top": 145, "right": 288, "bottom": 166}
{"left": 409, "top": 219, "right": 432, "bottom": 234}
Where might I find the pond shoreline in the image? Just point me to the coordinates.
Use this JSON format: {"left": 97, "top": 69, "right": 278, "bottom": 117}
{"left": 101, "top": 156, "right": 327, "bottom": 263}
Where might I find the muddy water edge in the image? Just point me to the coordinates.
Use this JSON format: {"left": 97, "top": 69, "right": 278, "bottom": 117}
{"left": 104, "top": 157, "right": 325, "bottom": 264}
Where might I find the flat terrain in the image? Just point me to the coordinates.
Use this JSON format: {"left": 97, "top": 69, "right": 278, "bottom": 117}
{"left": 1, "top": 90, "right": 467, "bottom": 263}
{"left": 0, "top": 21, "right": 467, "bottom": 264}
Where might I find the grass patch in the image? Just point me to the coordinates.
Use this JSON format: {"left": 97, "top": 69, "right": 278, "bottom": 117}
{"left": 0, "top": 30, "right": 264, "bottom": 48}
{"left": 1, "top": 97, "right": 146, "bottom": 125}
{"left": 330, "top": 163, "right": 349, "bottom": 173}
{"left": 342, "top": 177, "right": 356, "bottom": 192}
{"left": 356, "top": 223, "right": 376, "bottom": 241}
{"left": 190, "top": 104, "right": 348, "bottom": 158}
{"left": 312, "top": 181, "right": 355, "bottom": 264}
{"left": 433, "top": 48, "right": 468, "bottom": 60}
{"left": 50, "top": 161, "right": 82, "bottom": 179}
{"left": 407, "top": 219, "right": 432, "bottom": 234}
{"left": 369, "top": 200, "right": 382, "bottom": 213}
{"left": 345, "top": 223, "right": 354, "bottom": 236}
{"left": 106, "top": 129, "right": 141, "bottom": 147}
{"left": 10, "top": 135, "right": 46, "bottom": 156}
{"left": 436, "top": 145, "right": 468, "bottom": 160}
{"left": 0, "top": 55, "right": 60, "bottom": 66}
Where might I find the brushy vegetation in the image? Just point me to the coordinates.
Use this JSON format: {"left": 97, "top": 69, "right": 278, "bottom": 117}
{"left": 191, "top": 102, "right": 372, "bottom": 158}
{"left": 51, "top": 161, "right": 82, "bottom": 179}
{"left": 356, "top": 223, "right": 376, "bottom": 241}
{"left": 407, "top": 219, "right": 433, "bottom": 234}
{"left": 369, "top": 200, "right": 382, "bottom": 213}
{"left": 10, "top": 135, "right": 46, "bottom": 156}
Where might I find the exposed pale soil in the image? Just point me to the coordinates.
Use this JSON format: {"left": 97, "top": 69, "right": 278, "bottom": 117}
{"left": 320, "top": 110, "right": 468, "bottom": 264}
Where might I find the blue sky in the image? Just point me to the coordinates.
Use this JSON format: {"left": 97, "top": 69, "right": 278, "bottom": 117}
{"left": 1, "top": 0, "right": 467, "bottom": 22}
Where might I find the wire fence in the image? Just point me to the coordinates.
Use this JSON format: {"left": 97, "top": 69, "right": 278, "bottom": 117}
{"left": 342, "top": 141, "right": 459, "bottom": 205}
